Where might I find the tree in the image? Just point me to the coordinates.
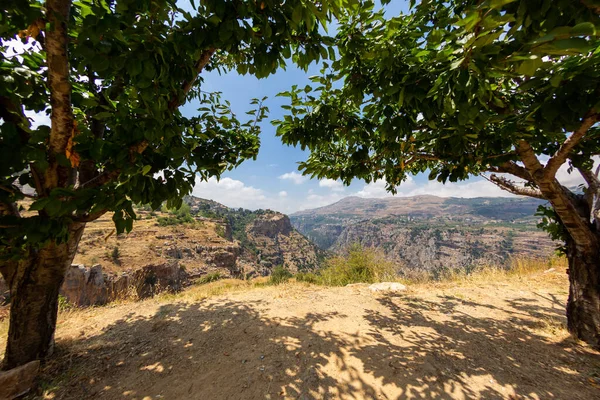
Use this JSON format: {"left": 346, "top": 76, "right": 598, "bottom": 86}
{"left": 275, "top": 0, "right": 600, "bottom": 346}
{"left": 0, "top": 0, "right": 350, "bottom": 369}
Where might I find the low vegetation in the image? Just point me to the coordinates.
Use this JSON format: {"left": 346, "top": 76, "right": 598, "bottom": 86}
{"left": 295, "top": 245, "right": 396, "bottom": 286}
{"left": 269, "top": 266, "right": 293, "bottom": 285}
{"left": 156, "top": 203, "right": 195, "bottom": 226}
{"left": 195, "top": 272, "right": 222, "bottom": 285}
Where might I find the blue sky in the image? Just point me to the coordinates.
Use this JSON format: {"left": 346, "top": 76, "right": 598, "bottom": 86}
{"left": 10, "top": 1, "right": 586, "bottom": 214}
{"left": 184, "top": 0, "right": 530, "bottom": 213}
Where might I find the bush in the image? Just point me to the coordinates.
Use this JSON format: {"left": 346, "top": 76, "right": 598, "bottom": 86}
{"left": 295, "top": 271, "right": 319, "bottom": 284}
{"left": 157, "top": 203, "right": 194, "bottom": 226}
{"left": 111, "top": 246, "right": 120, "bottom": 261}
{"left": 269, "top": 266, "right": 293, "bottom": 285}
{"left": 196, "top": 272, "right": 222, "bottom": 285}
{"left": 318, "top": 244, "right": 396, "bottom": 286}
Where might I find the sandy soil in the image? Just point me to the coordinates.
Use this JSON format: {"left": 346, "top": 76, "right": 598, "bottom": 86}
{"left": 9, "top": 271, "right": 600, "bottom": 400}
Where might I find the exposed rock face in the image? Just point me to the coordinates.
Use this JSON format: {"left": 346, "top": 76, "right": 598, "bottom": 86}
{"left": 246, "top": 212, "right": 323, "bottom": 274}
{"left": 291, "top": 196, "right": 556, "bottom": 272}
{"left": 61, "top": 264, "right": 109, "bottom": 306}
{"left": 131, "top": 262, "right": 187, "bottom": 298}
{"left": 248, "top": 213, "right": 292, "bottom": 238}
{"left": 60, "top": 263, "right": 187, "bottom": 306}
{"left": 195, "top": 245, "right": 240, "bottom": 271}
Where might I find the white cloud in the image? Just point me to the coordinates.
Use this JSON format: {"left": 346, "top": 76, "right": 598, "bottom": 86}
{"left": 192, "top": 177, "right": 300, "bottom": 213}
{"left": 354, "top": 175, "right": 511, "bottom": 199}
{"left": 319, "top": 178, "right": 345, "bottom": 192}
{"left": 279, "top": 171, "right": 307, "bottom": 185}
{"left": 355, "top": 177, "right": 416, "bottom": 198}
{"left": 298, "top": 192, "right": 347, "bottom": 211}
{"left": 193, "top": 177, "right": 267, "bottom": 209}
{"left": 400, "top": 178, "right": 511, "bottom": 198}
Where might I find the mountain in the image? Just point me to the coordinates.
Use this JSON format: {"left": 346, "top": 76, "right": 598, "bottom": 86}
{"left": 290, "top": 195, "right": 557, "bottom": 272}
{"left": 185, "top": 196, "right": 324, "bottom": 274}
{"left": 65, "top": 196, "right": 321, "bottom": 291}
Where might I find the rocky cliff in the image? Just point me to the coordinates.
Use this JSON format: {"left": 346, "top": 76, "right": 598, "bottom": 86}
{"left": 246, "top": 212, "right": 323, "bottom": 274}
{"left": 291, "top": 195, "right": 556, "bottom": 272}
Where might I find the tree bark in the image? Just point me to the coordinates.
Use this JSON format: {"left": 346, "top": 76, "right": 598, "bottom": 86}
{"left": 566, "top": 239, "right": 600, "bottom": 347}
{"left": 1, "top": 222, "right": 84, "bottom": 370}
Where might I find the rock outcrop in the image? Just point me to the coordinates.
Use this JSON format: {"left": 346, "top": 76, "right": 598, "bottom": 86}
{"left": 291, "top": 196, "right": 556, "bottom": 272}
{"left": 60, "top": 262, "right": 187, "bottom": 306}
{"left": 248, "top": 213, "right": 292, "bottom": 238}
{"left": 245, "top": 212, "right": 323, "bottom": 274}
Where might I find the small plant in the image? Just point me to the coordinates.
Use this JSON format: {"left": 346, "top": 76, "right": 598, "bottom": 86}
{"left": 90, "top": 256, "right": 99, "bottom": 265}
{"left": 58, "top": 294, "right": 73, "bottom": 311}
{"left": 215, "top": 225, "right": 227, "bottom": 238}
{"left": 196, "top": 272, "right": 222, "bottom": 285}
{"left": 111, "top": 246, "right": 120, "bottom": 262}
{"left": 295, "top": 271, "right": 319, "bottom": 284}
{"left": 318, "top": 244, "right": 397, "bottom": 286}
{"left": 269, "top": 266, "right": 293, "bottom": 285}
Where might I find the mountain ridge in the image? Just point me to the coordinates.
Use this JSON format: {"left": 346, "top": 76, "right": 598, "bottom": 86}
{"left": 290, "top": 195, "right": 555, "bottom": 273}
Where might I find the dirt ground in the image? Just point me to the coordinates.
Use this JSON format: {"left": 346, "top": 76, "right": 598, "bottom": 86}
{"left": 6, "top": 271, "right": 600, "bottom": 400}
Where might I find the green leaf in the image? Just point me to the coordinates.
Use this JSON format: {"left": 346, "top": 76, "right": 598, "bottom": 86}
{"left": 516, "top": 57, "right": 543, "bottom": 76}
{"left": 571, "top": 22, "right": 596, "bottom": 37}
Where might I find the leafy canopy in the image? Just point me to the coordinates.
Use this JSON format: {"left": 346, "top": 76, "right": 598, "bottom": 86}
{"left": 275, "top": 0, "right": 600, "bottom": 189}
{"left": 0, "top": 0, "right": 356, "bottom": 257}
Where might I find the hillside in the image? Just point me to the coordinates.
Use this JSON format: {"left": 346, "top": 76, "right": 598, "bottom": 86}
{"left": 291, "top": 196, "right": 556, "bottom": 272}
{"left": 0, "top": 197, "right": 322, "bottom": 308}
{"left": 70, "top": 196, "right": 321, "bottom": 280}
{"left": 4, "top": 269, "right": 599, "bottom": 399}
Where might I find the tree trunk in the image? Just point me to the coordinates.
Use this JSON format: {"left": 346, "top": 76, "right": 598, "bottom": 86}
{"left": 566, "top": 238, "right": 600, "bottom": 348}
{"left": 1, "top": 222, "right": 84, "bottom": 370}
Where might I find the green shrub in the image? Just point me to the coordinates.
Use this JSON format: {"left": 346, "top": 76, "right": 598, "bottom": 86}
{"left": 157, "top": 203, "right": 194, "bottom": 226}
{"left": 196, "top": 272, "right": 222, "bottom": 285}
{"left": 295, "top": 271, "right": 319, "bottom": 284}
{"left": 269, "top": 266, "right": 293, "bottom": 285}
{"left": 318, "top": 244, "right": 396, "bottom": 286}
{"left": 111, "top": 246, "right": 120, "bottom": 261}
{"left": 58, "top": 294, "right": 73, "bottom": 311}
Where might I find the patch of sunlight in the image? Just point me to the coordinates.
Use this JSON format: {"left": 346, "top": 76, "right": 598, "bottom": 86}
{"left": 140, "top": 362, "right": 164, "bottom": 372}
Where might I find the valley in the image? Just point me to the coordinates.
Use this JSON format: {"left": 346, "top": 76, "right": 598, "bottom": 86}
{"left": 291, "top": 195, "right": 557, "bottom": 274}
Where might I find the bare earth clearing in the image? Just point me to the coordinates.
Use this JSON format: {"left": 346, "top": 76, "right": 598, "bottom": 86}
{"left": 2, "top": 271, "right": 599, "bottom": 399}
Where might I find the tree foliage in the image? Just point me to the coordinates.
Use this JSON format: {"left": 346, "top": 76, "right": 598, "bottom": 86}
{"left": 0, "top": 0, "right": 351, "bottom": 257}
{"left": 0, "top": 0, "right": 357, "bottom": 369}
{"left": 275, "top": 0, "right": 600, "bottom": 345}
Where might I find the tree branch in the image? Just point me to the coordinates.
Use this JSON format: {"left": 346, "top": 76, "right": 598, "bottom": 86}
{"left": 73, "top": 208, "right": 107, "bottom": 222}
{"left": 488, "top": 174, "right": 545, "bottom": 199}
{"left": 517, "top": 140, "right": 596, "bottom": 249}
{"left": 168, "top": 47, "right": 216, "bottom": 110}
{"left": 45, "top": 0, "right": 74, "bottom": 190}
{"left": 544, "top": 114, "right": 599, "bottom": 179}
{"left": 488, "top": 161, "right": 533, "bottom": 181}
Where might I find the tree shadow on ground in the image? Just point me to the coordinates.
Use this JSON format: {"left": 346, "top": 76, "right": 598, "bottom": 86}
{"left": 31, "top": 289, "right": 600, "bottom": 400}
{"left": 357, "top": 293, "right": 599, "bottom": 399}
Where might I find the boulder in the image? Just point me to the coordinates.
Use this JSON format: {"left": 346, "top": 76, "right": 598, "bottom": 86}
{"left": 368, "top": 282, "right": 407, "bottom": 293}
{"left": 132, "top": 262, "right": 187, "bottom": 298}
{"left": 0, "top": 360, "right": 40, "bottom": 400}
{"left": 60, "top": 264, "right": 109, "bottom": 306}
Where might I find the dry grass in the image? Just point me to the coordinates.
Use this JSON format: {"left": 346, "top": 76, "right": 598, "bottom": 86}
{"left": 158, "top": 277, "right": 271, "bottom": 303}
{"left": 398, "top": 256, "right": 567, "bottom": 287}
